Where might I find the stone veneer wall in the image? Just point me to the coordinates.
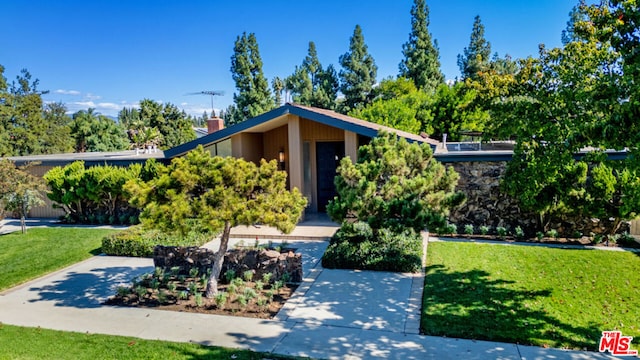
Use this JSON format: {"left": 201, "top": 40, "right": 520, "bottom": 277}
{"left": 447, "top": 161, "right": 628, "bottom": 236}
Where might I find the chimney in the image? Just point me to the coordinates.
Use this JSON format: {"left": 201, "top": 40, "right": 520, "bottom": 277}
{"left": 207, "top": 116, "right": 224, "bottom": 134}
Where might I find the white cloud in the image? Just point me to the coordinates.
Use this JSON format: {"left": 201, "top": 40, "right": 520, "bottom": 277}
{"left": 53, "top": 89, "right": 81, "bottom": 95}
{"left": 85, "top": 93, "right": 101, "bottom": 100}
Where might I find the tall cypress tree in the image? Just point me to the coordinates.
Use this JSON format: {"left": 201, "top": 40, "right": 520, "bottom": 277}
{"left": 339, "top": 24, "right": 378, "bottom": 113}
{"left": 229, "top": 32, "right": 274, "bottom": 125}
{"left": 457, "top": 15, "right": 492, "bottom": 80}
{"left": 399, "top": 0, "right": 444, "bottom": 91}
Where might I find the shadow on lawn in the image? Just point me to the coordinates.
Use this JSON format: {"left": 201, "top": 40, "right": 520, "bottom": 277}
{"left": 422, "top": 265, "right": 601, "bottom": 350}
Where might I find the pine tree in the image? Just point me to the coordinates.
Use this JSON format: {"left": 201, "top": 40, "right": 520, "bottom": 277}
{"left": 399, "top": 0, "right": 444, "bottom": 91}
{"left": 272, "top": 76, "right": 285, "bottom": 106}
{"left": 457, "top": 15, "right": 492, "bottom": 80}
{"left": 229, "top": 32, "right": 274, "bottom": 125}
{"left": 339, "top": 25, "right": 378, "bottom": 113}
{"left": 285, "top": 41, "right": 338, "bottom": 109}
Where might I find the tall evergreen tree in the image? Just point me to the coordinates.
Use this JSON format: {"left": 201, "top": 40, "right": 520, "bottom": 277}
{"left": 229, "top": 32, "right": 274, "bottom": 125}
{"left": 339, "top": 25, "right": 378, "bottom": 113}
{"left": 457, "top": 15, "right": 492, "bottom": 80}
{"left": 70, "top": 109, "right": 129, "bottom": 152}
{"left": 42, "top": 102, "right": 74, "bottom": 153}
{"left": 272, "top": 76, "right": 285, "bottom": 106}
{"left": 399, "top": 0, "right": 444, "bottom": 91}
{"left": 285, "top": 42, "right": 338, "bottom": 109}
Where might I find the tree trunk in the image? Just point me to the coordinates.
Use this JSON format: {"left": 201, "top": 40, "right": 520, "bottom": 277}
{"left": 205, "top": 221, "right": 232, "bottom": 298}
{"left": 20, "top": 215, "right": 26, "bottom": 234}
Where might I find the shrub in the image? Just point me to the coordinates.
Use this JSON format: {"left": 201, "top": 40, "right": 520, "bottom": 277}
{"left": 464, "top": 224, "right": 474, "bottom": 235}
{"left": 322, "top": 222, "right": 422, "bottom": 272}
{"left": 479, "top": 225, "right": 490, "bottom": 235}
{"left": 496, "top": 226, "right": 507, "bottom": 239}
{"left": 618, "top": 232, "right": 638, "bottom": 247}
{"left": 514, "top": 226, "right": 525, "bottom": 239}
{"left": 547, "top": 229, "right": 559, "bottom": 239}
{"left": 101, "top": 226, "right": 213, "bottom": 257}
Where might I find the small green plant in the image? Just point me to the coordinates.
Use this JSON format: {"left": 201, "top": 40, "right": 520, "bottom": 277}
{"left": 444, "top": 223, "right": 457, "bottom": 235}
{"left": 135, "top": 285, "right": 146, "bottom": 299}
{"left": 262, "top": 272, "right": 273, "bottom": 284}
{"left": 188, "top": 281, "right": 198, "bottom": 294}
{"left": 194, "top": 293, "right": 204, "bottom": 307}
{"left": 591, "top": 232, "right": 603, "bottom": 244}
{"left": 514, "top": 226, "right": 525, "bottom": 239}
{"left": 199, "top": 275, "right": 208, "bottom": 288}
{"left": 227, "top": 283, "right": 237, "bottom": 295}
{"left": 243, "top": 287, "right": 257, "bottom": 300}
{"left": 157, "top": 290, "right": 168, "bottom": 304}
{"left": 496, "top": 226, "right": 507, "bottom": 239}
{"left": 254, "top": 238, "right": 260, "bottom": 248}
{"left": 242, "top": 270, "right": 254, "bottom": 282}
{"left": 479, "top": 225, "right": 489, "bottom": 235}
{"left": 264, "top": 289, "right": 275, "bottom": 301}
{"left": 231, "top": 277, "right": 245, "bottom": 287}
{"left": 547, "top": 229, "right": 559, "bottom": 239}
{"left": 571, "top": 230, "right": 583, "bottom": 239}
{"left": 150, "top": 278, "right": 160, "bottom": 290}
{"left": 154, "top": 267, "right": 164, "bottom": 277}
{"left": 254, "top": 280, "right": 264, "bottom": 291}
{"left": 178, "top": 274, "right": 187, "bottom": 283}
{"left": 281, "top": 272, "right": 291, "bottom": 284}
{"left": 214, "top": 292, "right": 228, "bottom": 310}
{"left": 169, "top": 266, "right": 181, "bottom": 276}
{"left": 189, "top": 268, "right": 199, "bottom": 278}
{"left": 536, "top": 231, "right": 544, "bottom": 240}
{"left": 116, "top": 286, "right": 130, "bottom": 297}
{"left": 256, "top": 296, "right": 268, "bottom": 309}
{"left": 618, "top": 232, "right": 637, "bottom": 247}
{"left": 464, "top": 224, "right": 474, "bottom": 235}
{"left": 236, "top": 294, "right": 248, "bottom": 307}
{"left": 272, "top": 280, "right": 284, "bottom": 294}
{"left": 608, "top": 233, "right": 620, "bottom": 244}
{"left": 224, "top": 270, "right": 236, "bottom": 283}
{"left": 167, "top": 282, "right": 177, "bottom": 292}
{"left": 178, "top": 290, "right": 189, "bottom": 300}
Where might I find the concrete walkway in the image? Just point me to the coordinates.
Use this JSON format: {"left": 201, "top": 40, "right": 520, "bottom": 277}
{"left": 0, "top": 219, "right": 625, "bottom": 359}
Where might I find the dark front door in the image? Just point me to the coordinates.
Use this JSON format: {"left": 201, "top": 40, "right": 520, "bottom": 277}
{"left": 316, "top": 141, "right": 345, "bottom": 212}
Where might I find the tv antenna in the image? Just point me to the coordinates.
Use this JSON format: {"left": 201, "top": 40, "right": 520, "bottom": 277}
{"left": 185, "top": 90, "right": 225, "bottom": 116}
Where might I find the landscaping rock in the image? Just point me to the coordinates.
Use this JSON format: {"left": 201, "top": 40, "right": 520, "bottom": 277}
{"left": 153, "top": 245, "right": 302, "bottom": 283}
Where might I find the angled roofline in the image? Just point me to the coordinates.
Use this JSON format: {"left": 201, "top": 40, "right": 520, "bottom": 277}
{"left": 164, "top": 103, "right": 440, "bottom": 158}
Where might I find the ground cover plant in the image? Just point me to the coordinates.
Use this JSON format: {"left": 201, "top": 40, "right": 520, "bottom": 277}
{"left": 0, "top": 324, "right": 300, "bottom": 359}
{"left": 0, "top": 227, "right": 118, "bottom": 291}
{"left": 106, "top": 266, "right": 296, "bottom": 319}
{"left": 422, "top": 241, "right": 640, "bottom": 350}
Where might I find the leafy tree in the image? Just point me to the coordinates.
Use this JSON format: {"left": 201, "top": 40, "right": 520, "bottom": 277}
{"left": 285, "top": 42, "right": 339, "bottom": 109}
{"left": 349, "top": 81, "right": 427, "bottom": 134}
{"left": 69, "top": 109, "right": 129, "bottom": 152}
{"left": 399, "top": 0, "right": 444, "bottom": 91}
{"left": 229, "top": 32, "right": 274, "bottom": 125}
{"left": 457, "top": 15, "right": 492, "bottom": 81}
{"left": 120, "top": 99, "right": 195, "bottom": 150}
{"left": 0, "top": 68, "right": 49, "bottom": 156}
{"left": 327, "top": 131, "right": 464, "bottom": 233}
{"left": 0, "top": 160, "right": 46, "bottom": 233}
{"left": 425, "top": 82, "right": 489, "bottom": 141}
{"left": 339, "top": 25, "right": 378, "bottom": 112}
{"left": 125, "top": 146, "right": 307, "bottom": 297}
{"left": 42, "top": 102, "right": 74, "bottom": 153}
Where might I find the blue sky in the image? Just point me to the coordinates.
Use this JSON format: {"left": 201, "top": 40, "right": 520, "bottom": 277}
{"left": 2, "top": 0, "right": 580, "bottom": 118}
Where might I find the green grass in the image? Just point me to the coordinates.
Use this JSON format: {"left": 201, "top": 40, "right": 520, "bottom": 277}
{"left": 422, "top": 242, "right": 640, "bottom": 350}
{"left": 0, "top": 227, "right": 118, "bottom": 291}
{"left": 0, "top": 324, "right": 299, "bottom": 359}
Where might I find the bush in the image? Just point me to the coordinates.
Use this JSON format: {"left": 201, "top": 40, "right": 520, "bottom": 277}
{"left": 101, "top": 226, "right": 214, "bottom": 257}
{"left": 514, "top": 226, "right": 525, "bottom": 239}
{"left": 322, "top": 222, "right": 422, "bottom": 272}
{"left": 463, "top": 224, "right": 474, "bottom": 235}
{"left": 496, "top": 226, "right": 507, "bottom": 239}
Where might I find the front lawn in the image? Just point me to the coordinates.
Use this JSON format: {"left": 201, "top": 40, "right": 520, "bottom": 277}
{"left": 0, "top": 324, "right": 298, "bottom": 359}
{"left": 422, "top": 241, "right": 640, "bottom": 350}
{"left": 0, "top": 227, "right": 118, "bottom": 291}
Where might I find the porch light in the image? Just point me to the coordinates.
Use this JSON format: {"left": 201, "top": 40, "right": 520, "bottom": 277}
{"left": 278, "top": 149, "right": 286, "bottom": 170}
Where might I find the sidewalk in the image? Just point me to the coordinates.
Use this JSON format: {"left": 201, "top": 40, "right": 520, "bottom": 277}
{"left": 0, "top": 219, "right": 624, "bottom": 359}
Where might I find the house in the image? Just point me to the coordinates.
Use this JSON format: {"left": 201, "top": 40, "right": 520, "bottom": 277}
{"left": 165, "top": 103, "right": 440, "bottom": 213}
